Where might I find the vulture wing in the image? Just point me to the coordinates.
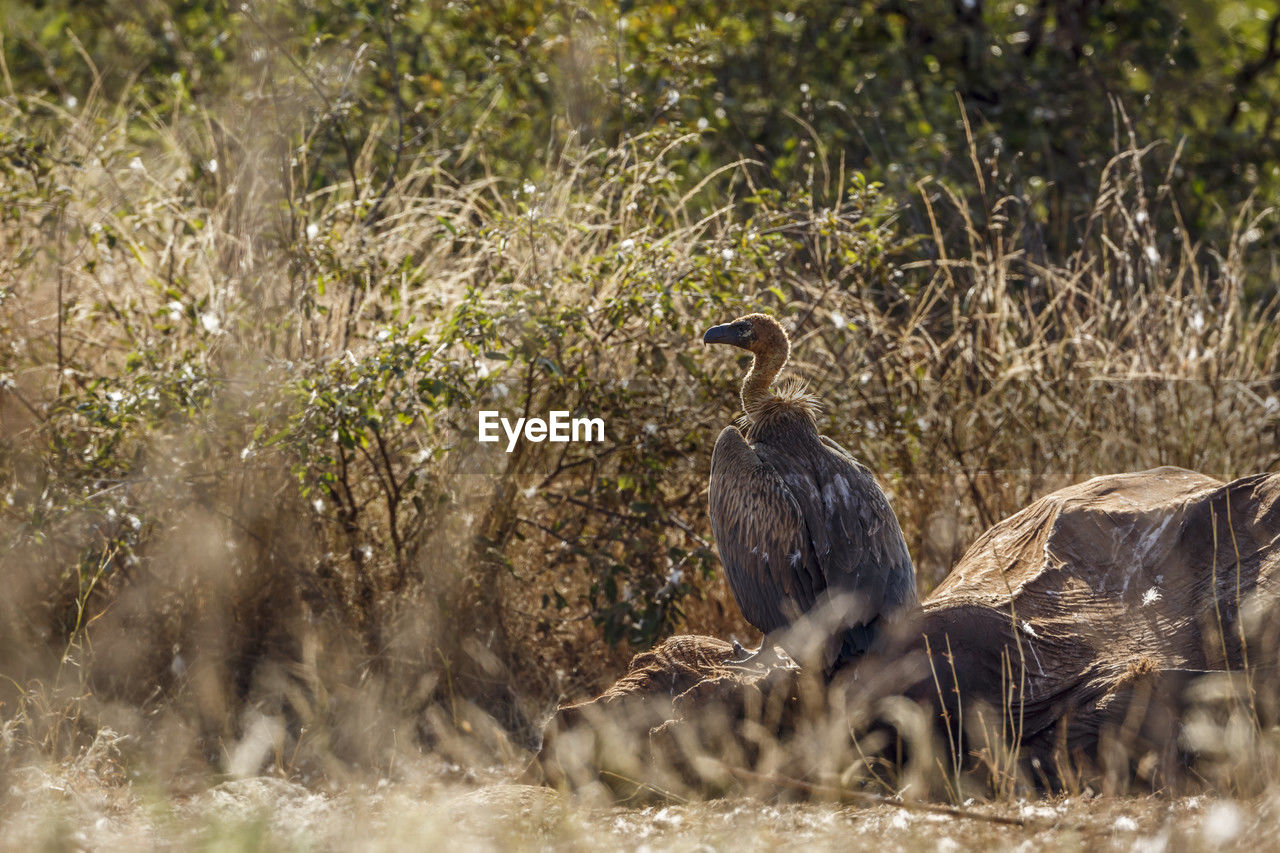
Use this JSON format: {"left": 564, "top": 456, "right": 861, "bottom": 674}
{"left": 708, "top": 426, "right": 821, "bottom": 635}
{"left": 808, "top": 435, "right": 916, "bottom": 614}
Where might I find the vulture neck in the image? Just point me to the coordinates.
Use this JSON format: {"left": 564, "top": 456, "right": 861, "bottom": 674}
{"left": 740, "top": 345, "right": 789, "bottom": 420}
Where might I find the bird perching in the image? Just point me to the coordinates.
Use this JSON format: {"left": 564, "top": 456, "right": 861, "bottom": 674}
{"left": 703, "top": 313, "right": 917, "bottom": 676}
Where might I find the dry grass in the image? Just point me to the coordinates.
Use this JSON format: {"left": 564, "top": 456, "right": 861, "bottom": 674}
{"left": 1, "top": 57, "right": 1280, "bottom": 846}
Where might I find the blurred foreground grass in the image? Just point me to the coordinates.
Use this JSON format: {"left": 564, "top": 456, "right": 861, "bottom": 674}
{"left": 2, "top": 760, "right": 1273, "bottom": 851}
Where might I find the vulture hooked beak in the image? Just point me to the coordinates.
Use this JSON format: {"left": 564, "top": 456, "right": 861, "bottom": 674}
{"left": 703, "top": 321, "right": 752, "bottom": 349}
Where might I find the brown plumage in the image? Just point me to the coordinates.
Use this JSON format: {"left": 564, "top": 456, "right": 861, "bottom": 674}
{"left": 703, "top": 313, "right": 917, "bottom": 674}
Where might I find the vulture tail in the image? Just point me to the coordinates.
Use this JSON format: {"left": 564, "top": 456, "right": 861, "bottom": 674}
{"left": 831, "top": 618, "right": 881, "bottom": 675}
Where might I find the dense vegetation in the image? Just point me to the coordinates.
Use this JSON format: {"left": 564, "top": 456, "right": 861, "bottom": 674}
{"left": 1, "top": 0, "right": 1278, "bottom": 789}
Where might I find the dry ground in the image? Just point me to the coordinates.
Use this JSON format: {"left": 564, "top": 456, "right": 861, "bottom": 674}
{"left": 3, "top": 766, "right": 1275, "bottom": 852}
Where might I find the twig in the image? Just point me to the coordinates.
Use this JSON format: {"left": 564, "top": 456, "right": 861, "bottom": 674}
{"left": 599, "top": 770, "right": 690, "bottom": 804}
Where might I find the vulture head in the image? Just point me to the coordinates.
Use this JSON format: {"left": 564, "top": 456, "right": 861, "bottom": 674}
{"left": 703, "top": 313, "right": 801, "bottom": 422}
{"left": 702, "top": 313, "right": 790, "bottom": 362}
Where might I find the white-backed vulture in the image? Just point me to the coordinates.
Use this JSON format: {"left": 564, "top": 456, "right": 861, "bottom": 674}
{"left": 703, "top": 313, "right": 917, "bottom": 675}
